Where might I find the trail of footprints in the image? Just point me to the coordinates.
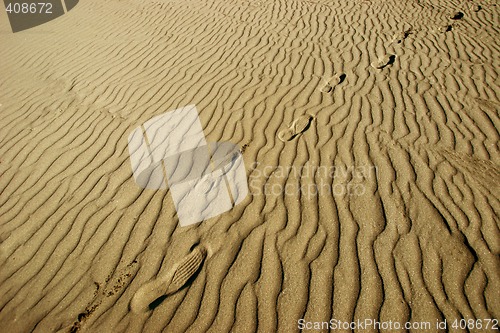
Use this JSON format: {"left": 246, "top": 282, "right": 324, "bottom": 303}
{"left": 272, "top": 2, "right": 476, "bottom": 143}
{"left": 61, "top": 0, "right": 489, "bottom": 322}
{"left": 438, "top": 6, "right": 477, "bottom": 32}
{"left": 128, "top": 3, "right": 483, "bottom": 316}
{"left": 277, "top": 23, "right": 412, "bottom": 143}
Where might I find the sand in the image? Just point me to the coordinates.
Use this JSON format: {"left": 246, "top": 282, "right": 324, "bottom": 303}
{"left": 0, "top": 0, "right": 499, "bottom": 332}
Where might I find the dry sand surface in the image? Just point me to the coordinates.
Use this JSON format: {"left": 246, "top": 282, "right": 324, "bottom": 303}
{"left": 0, "top": 0, "right": 499, "bottom": 332}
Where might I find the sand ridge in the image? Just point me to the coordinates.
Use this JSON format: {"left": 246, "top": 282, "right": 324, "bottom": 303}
{"left": 0, "top": 0, "right": 499, "bottom": 332}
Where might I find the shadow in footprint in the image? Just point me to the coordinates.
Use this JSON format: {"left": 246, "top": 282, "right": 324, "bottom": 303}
{"left": 439, "top": 24, "right": 453, "bottom": 33}
{"left": 149, "top": 295, "right": 168, "bottom": 311}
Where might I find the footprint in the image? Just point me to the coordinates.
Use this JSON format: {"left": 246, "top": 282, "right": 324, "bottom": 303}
{"left": 130, "top": 245, "right": 207, "bottom": 313}
{"left": 319, "top": 73, "right": 346, "bottom": 93}
{"left": 438, "top": 24, "right": 453, "bottom": 33}
{"left": 278, "top": 114, "right": 314, "bottom": 142}
{"left": 392, "top": 29, "right": 412, "bottom": 44}
{"left": 278, "top": 127, "right": 295, "bottom": 141}
{"left": 450, "top": 11, "right": 464, "bottom": 19}
{"left": 371, "top": 54, "right": 396, "bottom": 69}
{"left": 470, "top": 4, "right": 481, "bottom": 12}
